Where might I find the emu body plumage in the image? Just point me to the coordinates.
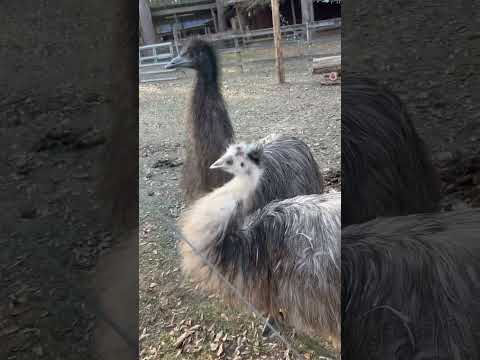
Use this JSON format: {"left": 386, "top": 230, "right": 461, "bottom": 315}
{"left": 180, "top": 160, "right": 340, "bottom": 346}
{"left": 251, "top": 135, "right": 324, "bottom": 211}
{"left": 342, "top": 77, "right": 441, "bottom": 227}
{"left": 179, "top": 41, "right": 234, "bottom": 204}
{"left": 342, "top": 209, "right": 480, "bottom": 359}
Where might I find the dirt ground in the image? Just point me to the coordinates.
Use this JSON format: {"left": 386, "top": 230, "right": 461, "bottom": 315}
{"left": 139, "top": 41, "right": 341, "bottom": 360}
{"left": 1, "top": 93, "right": 112, "bottom": 360}
{"left": 342, "top": 1, "right": 480, "bottom": 212}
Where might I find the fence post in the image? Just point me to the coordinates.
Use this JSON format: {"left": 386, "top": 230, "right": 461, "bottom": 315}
{"left": 237, "top": 40, "right": 244, "bottom": 73}
{"left": 172, "top": 24, "right": 180, "bottom": 55}
{"left": 271, "top": 0, "right": 285, "bottom": 84}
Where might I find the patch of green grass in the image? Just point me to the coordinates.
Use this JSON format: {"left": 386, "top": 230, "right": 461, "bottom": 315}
{"left": 294, "top": 333, "right": 337, "bottom": 359}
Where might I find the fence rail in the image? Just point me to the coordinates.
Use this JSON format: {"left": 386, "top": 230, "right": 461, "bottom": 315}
{"left": 138, "top": 18, "right": 341, "bottom": 83}
{"left": 194, "top": 18, "right": 340, "bottom": 45}
{"left": 139, "top": 42, "right": 177, "bottom": 83}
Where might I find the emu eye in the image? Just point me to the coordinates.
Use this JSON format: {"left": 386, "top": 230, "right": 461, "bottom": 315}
{"left": 240, "top": 162, "right": 244, "bottom": 167}
{"left": 226, "top": 159, "right": 233, "bottom": 165}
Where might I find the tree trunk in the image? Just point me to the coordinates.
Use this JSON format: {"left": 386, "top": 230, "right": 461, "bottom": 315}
{"left": 271, "top": 0, "right": 285, "bottom": 84}
{"left": 139, "top": 0, "right": 155, "bottom": 45}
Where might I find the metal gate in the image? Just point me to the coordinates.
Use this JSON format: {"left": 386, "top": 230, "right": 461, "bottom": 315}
{"left": 139, "top": 42, "right": 177, "bottom": 83}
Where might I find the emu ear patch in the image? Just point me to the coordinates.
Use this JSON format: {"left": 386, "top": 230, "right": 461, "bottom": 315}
{"left": 247, "top": 147, "right": 262, "bottom": 165}
{"left": 234, "top": 146, "right": 245, "bottom": 157}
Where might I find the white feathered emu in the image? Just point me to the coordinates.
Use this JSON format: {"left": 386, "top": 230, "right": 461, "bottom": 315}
{"left": 165, "top": 39, "right": 324, "bottom": 208}
{"left": 179, "top": 143, "right": 341, "bottom": 350}
{"left": 342, "top": 209, "right": 480, "bottom": 360}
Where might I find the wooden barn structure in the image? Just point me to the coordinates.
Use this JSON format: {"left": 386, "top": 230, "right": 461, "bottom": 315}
{"left": 140, "top": 0, "right": 340, "bottom": 44}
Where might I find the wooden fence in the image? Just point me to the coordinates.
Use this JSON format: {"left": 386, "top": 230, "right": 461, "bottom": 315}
{"left": 139, "top": 18, "right": 341, "bottom": 82}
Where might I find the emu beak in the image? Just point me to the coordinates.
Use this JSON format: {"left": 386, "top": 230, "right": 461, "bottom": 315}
{"left": 209, "top": 158, "right": 225, "bottom": 169}
{"left": 165, "top": 54, "right": 193, "bottom": 69}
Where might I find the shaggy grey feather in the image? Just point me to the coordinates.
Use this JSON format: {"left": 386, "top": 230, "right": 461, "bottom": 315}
{"left": 342, "top": 76, "right": 441, "bottom": 227}
{"left": 342, "top": 209, "right": 480, "bottom": 359}
{"left": 250, "top": 135, "right": 324, "bottom": 212}
{"left": 204, "top": 192, "right": 340, "bottom": 342}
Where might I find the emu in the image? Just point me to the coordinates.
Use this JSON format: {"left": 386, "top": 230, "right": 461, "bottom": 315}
{"left": 342, "top": 76, "right": 441, "bottom": 227}
{"left": 179, "top": 143, "right": 341, "bottom": 350}
{"left": 342, "top": 209, "right": 480, "bottom": 360}
{"left": 167, "top": 40, "right": 325, "bottom": 333}
{"left": 166, "top": 38, "right": 234, "bottom": 204}
{"left": 165, "top": 39, "right": 324, "bottom": 208}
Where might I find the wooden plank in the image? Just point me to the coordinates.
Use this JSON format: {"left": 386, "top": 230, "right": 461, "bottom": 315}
{"left": 140, "top": 69, "right": 176, "bottom": 75}
{"left": 271, "top": 0, "right": 285, "bottom": 83}
{"left": 312, "top": 55, "right": 341, "bottom": 74}
{"left": 139, "top": 42, "right": 173, "bottom": 50}
{"left": 151, "top": 3, "right": 216, "bottom": 16}
{"left": 313, "top": 55, "right": 341, "bottom": 64}
{"left": 139, "top": 62, "right": 171, "bottom": 68}
{"left": 141, "top": 77, "right": 177, "bottom": 83}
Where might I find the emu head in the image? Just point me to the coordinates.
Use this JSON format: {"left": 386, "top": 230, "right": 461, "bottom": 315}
{"left": 210, "top": 143, "right": 263, "bottom": 178}
{"left": 165, "top": 39, "right": 218, "bottom": 82}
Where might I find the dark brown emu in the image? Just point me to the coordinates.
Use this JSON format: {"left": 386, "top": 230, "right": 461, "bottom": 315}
{"left": 342, "top": 77, "right": 441, "bottom": 227}
{"left": 342, "top": 209, "right": 480, "bottom": 360}
{"left": 166, "top": 39, "right": 235, "bottom": 204}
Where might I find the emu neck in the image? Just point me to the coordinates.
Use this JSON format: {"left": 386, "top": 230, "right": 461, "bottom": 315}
{"left": 225, "top": 170, "right": 263, "bottom": 205}
{"left": 194, "top": 65, "right": 219, "bottom": 94}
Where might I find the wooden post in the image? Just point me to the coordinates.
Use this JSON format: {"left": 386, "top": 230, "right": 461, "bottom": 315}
{"left": 210, "top": 8, "right": 218, "bottom": 33}
{"left": 231, "top": 19, "right": 244, "bottom": 73}
{"left": 236, "top": 6, "right": 246, "bottom": 33}
{"left": 271, "top": 0, "right": 285, "bottom": 83}
{"left": 301, "top": 0, "right": 314, "bottom": 24}
{"left": 306, "top": 21, "right": 310, "bottom": 43}
{"left": 236, "top": 6, "right": 247, "bottom": 46}
{"left": 216, "top": 0, "right": 226, "bottom": 32}
{"left": 139, "top": 24, "right": 144, "bottom": 46}
{"left": 172, "top": 23, "right": 180, "bottom": 55}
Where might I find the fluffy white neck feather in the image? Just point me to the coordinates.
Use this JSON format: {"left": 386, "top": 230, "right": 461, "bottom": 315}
{"left": 180, "top": 167, "right": 263, "bottom": 251}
